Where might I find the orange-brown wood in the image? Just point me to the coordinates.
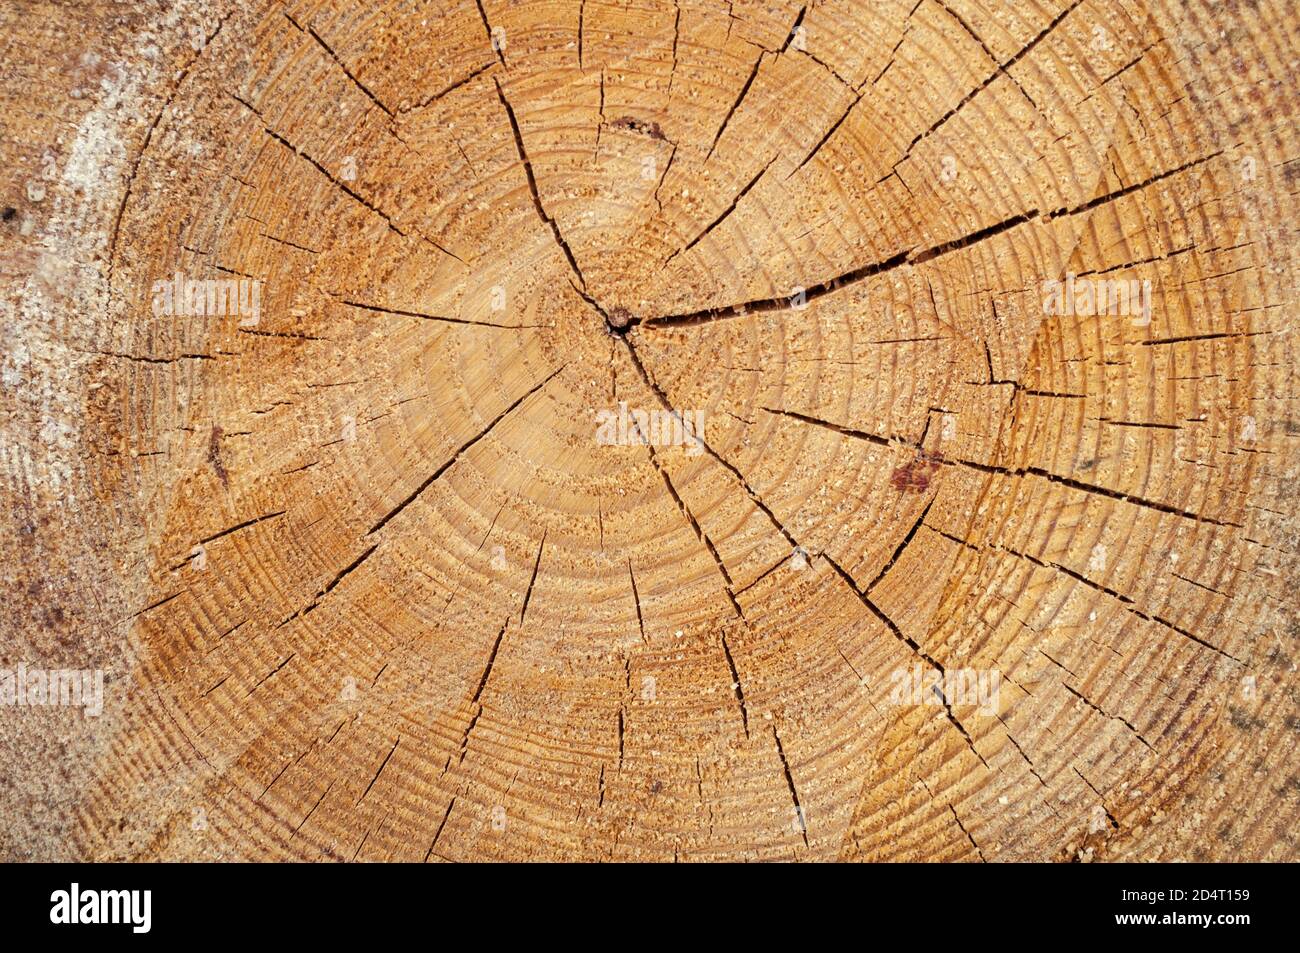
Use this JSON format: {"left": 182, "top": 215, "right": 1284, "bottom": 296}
{"left": 1, "top": 0, "right": 1297, "bottom": 861}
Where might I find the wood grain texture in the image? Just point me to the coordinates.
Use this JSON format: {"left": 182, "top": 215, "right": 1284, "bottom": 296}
{"left": 1, "top": 0, "right": 1297, "bottom": 861}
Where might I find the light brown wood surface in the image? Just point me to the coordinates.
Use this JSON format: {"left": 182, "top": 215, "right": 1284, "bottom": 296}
{"left": 1, "top": 0, "right": 1297, "bottom": 861}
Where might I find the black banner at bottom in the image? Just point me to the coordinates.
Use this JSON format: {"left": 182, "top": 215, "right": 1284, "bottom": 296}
{"left": 0, "top": 861, "right": 1281, "bottom": 940}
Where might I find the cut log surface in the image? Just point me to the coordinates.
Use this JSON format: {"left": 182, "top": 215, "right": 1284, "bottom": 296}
{"left": 1, "top": 0, "right": 1298, "bottom": 862}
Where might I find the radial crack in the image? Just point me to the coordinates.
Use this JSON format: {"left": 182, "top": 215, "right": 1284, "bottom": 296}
{"left": 357, "top": 737, "right": 401, "bottom": 805}
{"left": 707, "top": 50, "right": 765, "bottom": 160}
{"left": 366, "top": 364, "right": 565, "bottom": 536}
{"left": 232, "top": 94, "right": 434, "bottom": 250}
{"left": 495, "top": 78, "right": 595, "bottom": 296}
{"left": 1062, "top": 684, "right": 1156, "bottom": 752}
{"left": 766, "top": 407, "right": 1242, "bottom": 528}
{"left": 623, "top": 338, "right": 800, "bottom": 551}
{"left": 824, "top": 553, "right": 988, "bottom": 768}
{"left": 520, "top": 532, "right": 546, "bottom": 625}
{"left": 949, "top": 803, "right": 986, "bottom": 861}
{"left": 423, "top": 797, "right": 457, "bottom": 860}
{"left": 277, "top": 544, "right": 379, "bottom": 628}
{"left": 400, "top": 61, "right": 497, "bottom": 113}
{"left": 666, "top": 156, "right": 776, "bottom": 264}
{"left": 629, "top": 559, "right": 648, "bottom": 643}
{"left": 475, "top": 0, "right": 506, "bottom": 67}
{"left": 888, "top": 0, "right": 1083, "bottom": 173}
{"left": 471, "top": 621, "right": 508, "bottom": 706}
{"left": 342, "top": 298, "right": 537, "bottom": 328}
{"left": 720, "top": 630, "right": 751, "bottom": 735}
{"left": 788, "top": 91, "right": 862, "bottom": 178}
{"left": 772, "top": 726, "right": 808, "bottom": 846}
{"left": 284, "top": 11, "right": 394, "bottom": 117}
